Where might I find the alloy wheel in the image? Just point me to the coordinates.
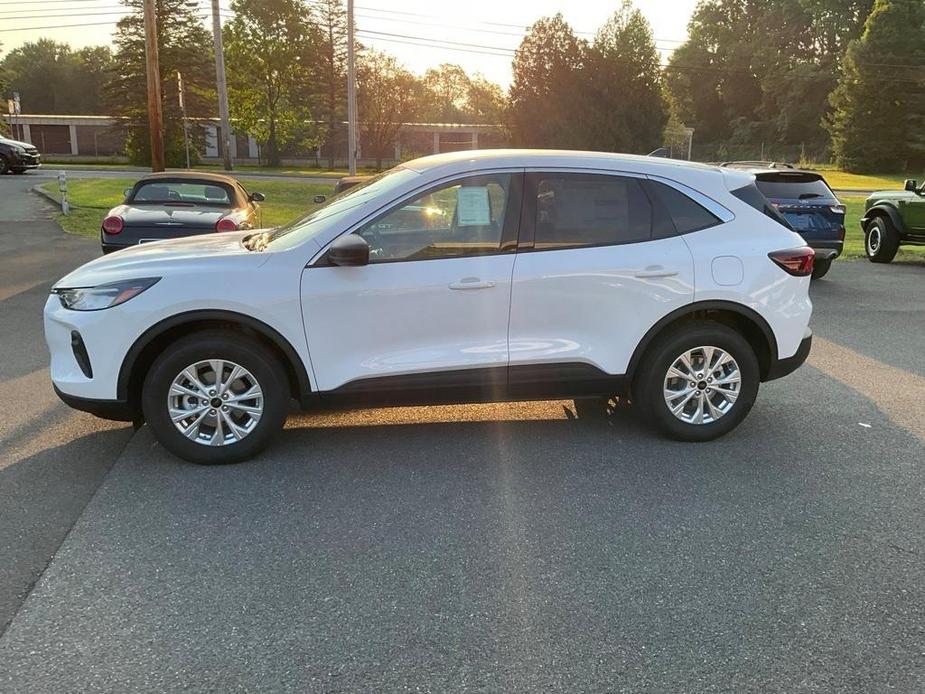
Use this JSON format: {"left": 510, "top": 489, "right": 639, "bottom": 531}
{"left": 167, "top": 359, "right": 263, "bottom": 446}
{"left": 662, "top": 346, "right": 741, "bottom": 425}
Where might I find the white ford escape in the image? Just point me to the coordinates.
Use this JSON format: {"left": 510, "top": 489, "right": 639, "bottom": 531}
{"left": 45, "top": 150, "right": 814, "bottom": 464}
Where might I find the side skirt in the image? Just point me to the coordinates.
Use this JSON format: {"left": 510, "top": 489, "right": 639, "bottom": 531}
{"left": 304, "top": 364, "right": 628, "bottom": 411}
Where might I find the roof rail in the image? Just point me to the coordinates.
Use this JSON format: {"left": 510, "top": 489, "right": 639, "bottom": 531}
{"left": 719, "top": 160, "right": 795, "bottom": 169}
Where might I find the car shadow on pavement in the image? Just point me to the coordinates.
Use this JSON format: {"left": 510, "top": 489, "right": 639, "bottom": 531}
{"left": 0, "top": 425, "right": 133, "bottom": 637}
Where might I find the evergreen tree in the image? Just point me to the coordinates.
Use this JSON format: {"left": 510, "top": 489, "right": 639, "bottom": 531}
{"left": 579, "top": 1, "right": 667, "bottom": 153}
{"left": 224, "top": 0, "right": 321, "bottom": 167}
{"left": 105, "top": 0, "right": 214, "bottom": 166}
{"left": 508, "top": 14, "right": 586, "bottom": 148}
{"left": 310, "top": 0, "right": 348, "bottom": 168}
{"left": 827, "top": 0, "right": 925, "bottom": 171}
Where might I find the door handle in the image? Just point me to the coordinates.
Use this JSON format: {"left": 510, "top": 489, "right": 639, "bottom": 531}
{"left": 634, "top": 266, "right": 678, "bottom": 279}
{"left": 448, "top": 277, "right": 496, "bottom": 290}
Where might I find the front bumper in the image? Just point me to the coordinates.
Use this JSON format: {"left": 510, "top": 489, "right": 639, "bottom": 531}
{"left": 765, "top": 329, "right": 812, "bottom": 381}
{"left": 9, "top": 150, "right": 41, "bottom": 169}
{"left": 53, "top": 385, "right": 135, "bottom": 421}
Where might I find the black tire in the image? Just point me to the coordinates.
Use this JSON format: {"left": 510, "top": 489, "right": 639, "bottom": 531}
{"left": 864, "top": 216, "right": 900, "bottom": 264}
{"left": 633, "top": 321, "right": 759, "bottom": 442}
{"left": 142, "top": 330, "right": 290, "bottom": 464}
{"left": 0, "top": 156, "right": 9, "bottom": 175}
{"left": 11, "top": 168, "right": 27, "bottom": 175}
{"left": 811, "top": 258, "right": 832, "bottom": 279}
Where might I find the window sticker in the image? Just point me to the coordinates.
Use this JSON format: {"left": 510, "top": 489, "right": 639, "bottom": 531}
{"left": 457, "top": 186, "right": 492, "bottom": 226}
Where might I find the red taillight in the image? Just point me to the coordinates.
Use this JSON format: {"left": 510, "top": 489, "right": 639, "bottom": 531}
{"left": 102, "top": 215, "right": 124, "bottom": 235}
{"left": 215, "top": 217, "right": 238, "bottom": 232}
{"left": 837, "top": 226, "right": 846, "bottom": 241}
{"left": 769, "top": 248, "right": 815, "bottom": 277}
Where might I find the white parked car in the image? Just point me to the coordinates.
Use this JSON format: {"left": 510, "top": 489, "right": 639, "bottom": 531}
{"left": 45, "top": 150, "right": 814, "bottom": 464}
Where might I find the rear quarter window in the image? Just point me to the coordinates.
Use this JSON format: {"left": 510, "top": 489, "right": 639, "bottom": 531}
{"left": 645, "top": 180, "right": 720, "bottom": 237}
{"left": 732, "top": 183, "right": 793, "bottom": 229}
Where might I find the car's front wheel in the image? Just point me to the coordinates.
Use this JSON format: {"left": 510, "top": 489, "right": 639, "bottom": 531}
{"left": 635, "top": 321, "right": 759, "bottom": 442}
{"left": 142, "top": 330, "right": 290, "bottom": 464}
{"left": 865, "top": 216, "right": 899, "bottom": 263}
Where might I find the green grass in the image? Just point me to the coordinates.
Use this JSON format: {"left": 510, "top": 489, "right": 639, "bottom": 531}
{"left": 40, "top": 178, "right": 925, "bottom": 263}
{"left": 40, "top": 177, "right": 335, "bottom": 237}
{"left": 806, "top": 167, "right": 910, "bottom": 191}
{"left": 43, "top": 160, "right": 369, "bottom": 178}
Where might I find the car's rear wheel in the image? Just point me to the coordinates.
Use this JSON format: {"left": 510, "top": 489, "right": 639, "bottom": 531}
{"left": 0, "top": 156, "right": 9, "bottom": 175}
{"left": 811, "top": 258, "right": 832, "bottom": 279}
{"left": 865, "top": 216, "right": 899, "bottom": 263}
{"left": 635, "top": 321, "right": 759, "bottom": 442}
{"left": 142, "top": 330, "right": 290, "bottom": 464}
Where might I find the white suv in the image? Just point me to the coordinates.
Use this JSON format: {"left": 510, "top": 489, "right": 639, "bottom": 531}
{"left": 45, "top": 150, "right": 814, "bottom": 464}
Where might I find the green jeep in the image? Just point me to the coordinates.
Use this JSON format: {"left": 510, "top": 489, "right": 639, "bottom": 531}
{"left": 861, "top": 179, "right": 925, "bottom": 262}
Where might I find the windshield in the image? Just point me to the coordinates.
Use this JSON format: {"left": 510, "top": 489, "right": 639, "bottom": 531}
{"left": 265, "top": 166, "right": 420, "bottom": 249}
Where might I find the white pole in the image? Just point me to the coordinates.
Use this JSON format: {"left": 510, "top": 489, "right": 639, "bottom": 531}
{"left": 346, "top": 0, "right": 358, "bottom": 175}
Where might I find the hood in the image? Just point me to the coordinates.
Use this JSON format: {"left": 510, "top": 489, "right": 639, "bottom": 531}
{"left": 54, "top": 231, "right": 266, "bottom": 288}
{"left": 869, "top": 190, "right": 916, "bottom": 201}
{"left": 115, "top": 204, "right": 228, "bottom": 229}
{"left": 0, "top": 137, "right": 35, "bottom": 149}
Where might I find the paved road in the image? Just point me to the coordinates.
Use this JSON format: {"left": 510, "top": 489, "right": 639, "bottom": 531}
{"left": 0, "top": 177, "right": 923, "bottom": 691}
{"left": 0, "top": 175, "right": 134, "bottom": 635}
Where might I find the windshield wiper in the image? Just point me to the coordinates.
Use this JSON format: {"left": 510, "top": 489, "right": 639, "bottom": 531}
{"left": 798, "top": 193, "right": 823, "bottom": 200}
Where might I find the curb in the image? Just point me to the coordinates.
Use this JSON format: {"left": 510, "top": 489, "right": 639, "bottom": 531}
{"left": 31, "top": 184, "right": 63, "bottom": 210}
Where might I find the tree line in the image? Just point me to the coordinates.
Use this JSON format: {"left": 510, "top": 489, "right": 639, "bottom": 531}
{"left": 1, "top": 0, "right": 923, "bottom": 172}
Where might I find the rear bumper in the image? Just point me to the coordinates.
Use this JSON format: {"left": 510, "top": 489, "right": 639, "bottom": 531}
{"left": 765, "top": 329, "right": 812, "bottom": 381}
{"left": 807, "top": 240, "right": 842, "bottom": 261}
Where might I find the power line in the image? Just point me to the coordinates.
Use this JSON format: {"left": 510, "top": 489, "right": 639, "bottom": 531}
{"left": 0, "top": 9, "right": 129, "bottom": 20}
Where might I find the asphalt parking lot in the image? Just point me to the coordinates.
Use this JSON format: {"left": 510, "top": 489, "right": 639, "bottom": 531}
{"left": 0, "top": 172, "right": 923, "bottom": 692}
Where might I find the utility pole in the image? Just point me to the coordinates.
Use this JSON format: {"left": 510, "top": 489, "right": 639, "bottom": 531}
{"left": 143, "top": 0, "right": 165, "bottom": 172}
{"left": 211, "top": 0, "right": 233, "bottom": 171}
{"left": 346, "top": 0, "right": 357, "bottom": 175}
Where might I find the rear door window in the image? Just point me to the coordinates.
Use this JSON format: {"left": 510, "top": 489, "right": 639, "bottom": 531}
{"left": 527, "top": 173, "right": 651, "bottom": 250}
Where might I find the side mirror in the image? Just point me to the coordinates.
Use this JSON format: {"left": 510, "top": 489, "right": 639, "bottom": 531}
{"left": 123, "top": 188, "right": 132, "bottom": 198}
{"left": 249, "top": 191, "right": 265, "bottom": 202}
{"left": 327, "top": 234, "right": 369, "bottom": 267}
{"left": 313, "top": 194, "right": 327, "bottom": 204}
{"left": 904, "top": 179, "right": 918, "bottom": 192}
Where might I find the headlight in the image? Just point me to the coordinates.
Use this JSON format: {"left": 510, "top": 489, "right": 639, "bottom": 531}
{"left": 53, "top": 277, "right": 160, "bottom": 311}
{"left": 13, "top": 145, "right": 26, "bottom": 154}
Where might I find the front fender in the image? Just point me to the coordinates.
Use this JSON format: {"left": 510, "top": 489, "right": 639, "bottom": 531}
{"left": 861, "top": 204, "right": 905, "bottom": 233}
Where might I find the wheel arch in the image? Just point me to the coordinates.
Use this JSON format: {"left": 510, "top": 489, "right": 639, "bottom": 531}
{"left": 118, "top": 310, "right": 312, "bottom": 410}
{"left": 626, "top": 301, "right": 778, "bottom": 383}
{"left": 864, "top": 204, "right": 905, "bottom": 234}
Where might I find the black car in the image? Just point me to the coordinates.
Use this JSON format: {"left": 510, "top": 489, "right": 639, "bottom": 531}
{"left": 721, "top": 162, "right": 845, "bottom": 279}
{"left": 0, "top": 135, "right": 41, "bottom": 174}
{"left": 101, "top": 172, "right": 265, "bottom": 254}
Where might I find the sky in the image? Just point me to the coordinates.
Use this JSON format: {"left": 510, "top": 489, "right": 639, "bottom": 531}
{"left": 0, "top": 0, "right": 699, "bottom": 88}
